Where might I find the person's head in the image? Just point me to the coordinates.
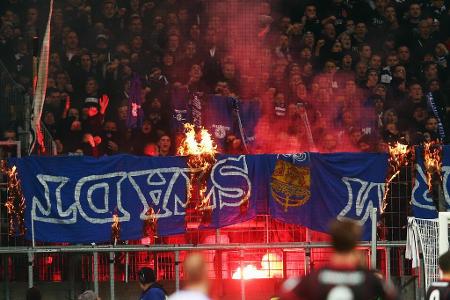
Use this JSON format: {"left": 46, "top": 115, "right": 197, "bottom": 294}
{"left": 141, "top": 120, "right": 152, "bottom": 134}
{"left": 330, "top": 219, "right": 362, "bottom": 254}
{"left": 158, "top": 135, "right": 172, "bottom": 155}
{"left": 359, "top": 44, "right": 372, "bottom": 60}
{"left": 408, "top": 2, "right": 421, "bottom": 19}
{"left": 65, "top": 31, "right": 79, "bottom": 50}
{"left": 369, "top": 54, "right": 382, "bottom": 70}
{"left": 392, "top": 65, "right": 406, "bottom": 80}
{"left": 413, "top": 105, "right": 428, "bottom": 122}
{"left": 418, "top": 19, "right": 430, "bottom": 38}
{"left": 323, "top": 23, "right": 336, "bottom": 40}
{"left": 424, "top": 62, "right": 439, "bottom": 81}
{"left": 138, "top": 267, "right": 156, "bottom": 290}
{"left": 117, "top": 105, "right": 128, "bottom": 121}
{"left": 78, "top": 290, "right": 100, "bottom": 300}
{"left": 397, "top": 46, "right": 410, "bottom": 62}
{"left": 366, "top": 69, "right": 379, "bottom": 86}
{"left": 143, "top": 143, "right": 159, "bottom": 156}
{"left": 324, "top": 60, "right": 337, "bottom": 74}
{"left": 439, "top": 250, "right": 450, "bottom": 277}
{"left": 304, "top": 4, "right": 317, "bottom": 19}
{"left": 341, "top": 53, "right": 353, "bottom": 69}
{"left": 354, "top": 22, "right": 367, "bottom": 38}
{"left": 222, "top": 63, "right": 235, "bottom": 80}
{"left": 425, "top": 116, "right": 439, "bottom": 132}
{"left": 129, "top": 16, "right": 143, "bottom": 34}
{"left": 385, "top": 53, "right": 399, "bottom": 67}
{"left": 3, "top": 129, "right": 16, "bottom": 141}
{"left": 355, "top": 61, "right": 368, "bottom": 78}
{"left": 26, "top": 286, "right": 41, "bottom": 300}
{"left": 103, "top": 120, "right": 117, "bottom": 132}
{"left": 85, "top": 78, "right": 98, "bottom": 95}
{"left": 183, "top": 253, "right": 209, "bottom": 288}
{"left": 408, "top": 83, "right": 423, "bottom": 102}
{"left": 322, "top": 133, "right": 337, "bottom": 152}
{"left": 189, "top": 64, "right": 203, "bottom": 81}
{"left": 383, "top": 109, "right": 398, "bottom": 124}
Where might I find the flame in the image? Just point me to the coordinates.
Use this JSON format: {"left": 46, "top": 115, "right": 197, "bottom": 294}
{"left": 111, "top": 210, "right": 120, "bottom": 245}
{"left": 232, "top": 253, "right": 283, "bottom": 280}
{"left": 232, "top": 265, "right": 266, "bottom": 280}
{"left": 382, "top": 142, "right": 412, "bottom": 213}
{"left": 143, "top": 207, "right": 159, "bottom": 242}
{"left": 2, "top": 162, "right": 26, "bottom": 236}
{"left": 424, "top": 141, "right": 442, "bottom": 191}
{"left": 177, "top": 123, "right": 217, "bottom": 223}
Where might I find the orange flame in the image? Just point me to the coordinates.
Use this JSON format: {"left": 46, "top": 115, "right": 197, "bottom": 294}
{"left": 382, "top": 142, "right": 412, "bottom": 213}
{"left": 424, "top": 141, "right": 442, "bottom": 192}
{"left": 111, "top": 210, "right": 120, "bottom": 245}
{"left": 143, "top": 207, "right": 159, "bottom": 243}
{"left": 2, "top": 163, "right": 26, "bottom": 236}
{"left": 177, "top": 123, "right": 217, "bottom": 222}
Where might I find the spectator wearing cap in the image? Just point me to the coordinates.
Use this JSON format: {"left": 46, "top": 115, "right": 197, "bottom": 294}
{"left": 78, "top": 290, "right": 100, "bottom": 300}
{"left": 138, "top": 267, "right": 167, "bottom": 300}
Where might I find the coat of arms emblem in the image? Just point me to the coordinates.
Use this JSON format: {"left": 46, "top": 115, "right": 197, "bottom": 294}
{"left": 271, "top": 160, "right": 311, "bottom": 212}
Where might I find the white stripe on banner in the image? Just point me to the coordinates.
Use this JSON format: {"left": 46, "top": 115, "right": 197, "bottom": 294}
{"left": 30, "top": 0, "right": 53, "bottom": 154}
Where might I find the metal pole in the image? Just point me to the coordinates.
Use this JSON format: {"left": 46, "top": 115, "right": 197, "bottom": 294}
{"left": 240, "top": 249, "right": 245, "bottom": 300}
{"left": 125, "top": 251, "right": 129, "bottom": 283}
{"left": 370, "top": 207, "right": 377, "bottom": 269}
{"left": 175, "top": 250, "right": 180, "bottom": 291}
{"left": 93, "top": 251, "right": 99, "bottom": 296}
{"left": 109, "top": 252, "right": 115, "bottom": 300}
{"left": 305, "top": 228, "right": 311, "bottom": 274}
{"left": 27, "top": 251, "right": 33, "bottom": 288}
{"left": 386, "top": 247, "right": 391, "bottom": 282}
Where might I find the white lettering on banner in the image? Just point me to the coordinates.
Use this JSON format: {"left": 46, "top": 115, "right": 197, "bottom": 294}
{"left": 75, "top": 172, "right": 130, "bottom": 224}
{"left": 31, "top": 156, "right": 251, "bottom": 224}
{"left": 411, "top": 165, "right": 450, "bottom": 211}
{"left": 338, "top": 177, "right": 385, "bottom": 225}
{"left": 32, "top": 175, "right": 76, "bottom": 224}
{"left": 128, "top": 167, "right": 187, "bottom": 219}
{"left": 212, "top": 155, "right": 251, "bottom": 209}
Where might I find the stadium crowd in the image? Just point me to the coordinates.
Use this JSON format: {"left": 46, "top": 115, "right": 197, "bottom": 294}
{"left": 1, "top": 0, "right": 450, "bottom": 156}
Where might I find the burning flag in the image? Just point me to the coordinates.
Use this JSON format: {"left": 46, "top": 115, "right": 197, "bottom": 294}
{"left": 382, "top": 142, "right": 414, "bottom": 213}
{"left": 424, "top": 141, "right": 445, "bottom": 211}
{"left": 111, "top": 209, "right": 120, "bottom": 245}
{"left": 1, "top": 162, "right": 26, "bottom": 236}
{"left": 177, "top": 123, "right": 217, "bottom": 225}
{"left": 143, "top": 207, "right": 158, "bottom": 243}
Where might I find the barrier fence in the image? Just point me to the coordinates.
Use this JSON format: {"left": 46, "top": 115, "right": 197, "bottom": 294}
{"left": 0, "top": 141, "right": 420, "bottom": 299}
{"left": 0, "top": 242, "right": 414, "bottom": 300}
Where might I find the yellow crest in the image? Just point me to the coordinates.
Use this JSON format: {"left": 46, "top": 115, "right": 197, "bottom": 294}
{"left": 271, "top": 160, "right": 311, "bottom": 212}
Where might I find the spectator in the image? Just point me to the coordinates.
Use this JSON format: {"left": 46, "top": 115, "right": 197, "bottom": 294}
{"left": 138, "top": 267, "right": 167, "bottom": 300}
{"left": 280, "top": 220, "right": 397, "bottom": 300}
{"left": 168, "top": 253, "right": 211, "bottom": 300}
{"left": 426, "top": 250, "right": 450, "bottom": 299}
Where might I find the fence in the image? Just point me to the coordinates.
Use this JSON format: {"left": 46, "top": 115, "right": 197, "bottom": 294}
{"left": 0, "top": 144, "right": 420, "bottom": 300}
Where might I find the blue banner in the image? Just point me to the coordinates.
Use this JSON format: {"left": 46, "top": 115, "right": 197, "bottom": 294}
{"left": 412, "top": 146, "right": 450, "bottom": 218}
{"left": 10, "top": 152, "right": 387, "bottom": 243}
{"left": 269, "top": 153, "right": 388, "bottom": 239}
{"left": 203, "top": 96, "right": 235, "bottom": 151}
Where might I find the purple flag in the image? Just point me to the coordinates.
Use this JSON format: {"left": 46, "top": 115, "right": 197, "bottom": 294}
{"left": 127, "top": 74, "right": 144, "bottom": 128}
